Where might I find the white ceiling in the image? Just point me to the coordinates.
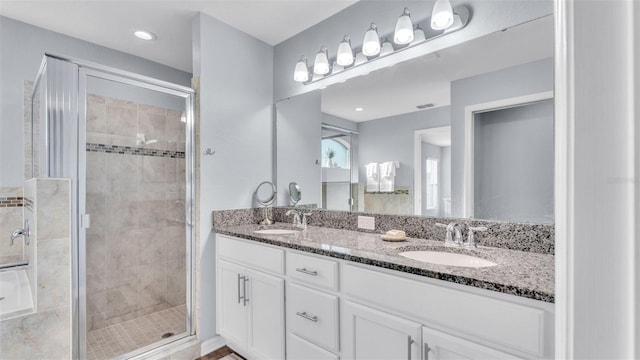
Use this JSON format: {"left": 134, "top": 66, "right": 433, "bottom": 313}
{"left": 0, "top": 0, "right": 357, "bottom": 72}
{"left": 321, "top": 15, "right": 554, "bottom": 122}
{"left": 420, "top": 127, "right": 451, "bottom": 147}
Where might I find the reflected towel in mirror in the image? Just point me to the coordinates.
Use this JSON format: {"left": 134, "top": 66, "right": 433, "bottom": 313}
{"left": 379, "top": 161, "right": 398, "bottom": 192}
{"left": 365, "top": 163, "right": 380, "bottom": 192}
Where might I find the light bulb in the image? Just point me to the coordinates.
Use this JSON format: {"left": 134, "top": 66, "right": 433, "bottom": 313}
{"left": 380, "top": 38, "right": 394, "bottom": 56}
{"left": 362, "top": 23, "right": 381, "bottom": 57}
{"left": 394, "top": 8, "right": 414, "bottom": 45}
{"left": 313, "top": 46, "right": 330, "bottom": 75}
{"left": 336, "top": 35, "right": 354, "bottom": 66}
{"left": 431, "top": 0, "right": 454, "bottom": 30}
{"left": 293, "top": 57, "right": 309, "bottom": 82}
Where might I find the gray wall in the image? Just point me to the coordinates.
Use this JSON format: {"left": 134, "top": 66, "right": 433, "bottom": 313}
{"left": 273, "top": 0, "right": 552, "bottom": 101}
{"left": 193, "top": 12, "right": 274, "bottom": 342}
{"left": 0, "top": 16, "right": 192, "bottom": 188}
{"left": 421, "top": 142, "right": 442, "bottom": 217}
{"left": 474, "top": 101, "right": 554, "bottom": 223}
{"left": 276, "top": 91, "right": 322, "bottom": 206}
{"left": 450, "top": 57, "right": 553, "bottom": 217}
{"left": 358, "top": 106, "right": 450, "bottom": 194}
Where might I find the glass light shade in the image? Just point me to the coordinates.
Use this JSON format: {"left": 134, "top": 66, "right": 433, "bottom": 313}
{"left": 313, "top": 47, "right": 330, "bottom": 75}
{"left": 431, "top": 0, "right": 454, "bottom": 30}
{"left": 380, "top": 38, "right": 394, "bottom": 56}
{"left": 362, "top": 23, "right": 381, "bottom": 57}
{"left": 410, "top": 26, "right": 426, "bottom": 45}
{"left": 336, "top": 36, "right": 354, "bottom": 66}
{"left": 444, "top": 13, "right": 464, "bottom": 33}
{"left": 355, "top": 53, "right": 367, "bottom": 66}
{"left": 394, "top": 8, "right": 414, "bottom": 45}
{"left": 293, "top": 58, "right": 309, "bottom": 82}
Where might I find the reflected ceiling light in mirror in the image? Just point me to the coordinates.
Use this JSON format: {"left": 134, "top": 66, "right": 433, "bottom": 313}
{"left": 336, "top": 35, "right": 354, "bottom": 66}
{"left": 313, "top": 46, "right": 331, "bottom": 75}
{"left": 394, "top": 8, "right": 414, "bottom": 45}
{"left": 410, "top": 25, "right": 426, "bottom": 46}
{"left": 293, "top": 56, "right": 310, "bottom": 82}
{"left": 362, "top": 23, "right": 381, "bottom": 57}
{"left": 431, "top": 0, "right": 454, "bottom": 30}
{"left": 355, "top": 107, "right": 364, "bottom": 112}
{"left": 380, "top": 37, "right": 394, "bottom": 56}
{"left": 133, "top": 29, "right": 157, "bottom": 41}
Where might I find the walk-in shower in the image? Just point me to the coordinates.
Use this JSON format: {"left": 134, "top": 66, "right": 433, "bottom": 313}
{"left": 30, "top": 54, "right": 196, "bottom": 359}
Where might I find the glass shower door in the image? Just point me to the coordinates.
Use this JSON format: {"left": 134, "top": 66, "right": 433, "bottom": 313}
{"left": 79, "top": 71, "right": 194, "bottom": 360}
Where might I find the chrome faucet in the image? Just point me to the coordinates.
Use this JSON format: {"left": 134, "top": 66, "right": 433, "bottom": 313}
{"left": 10, "top": 220, "right": 30, "bottom": 246}
{"left": 286, "top": 209, "right": 312, "bottom": 228}
{"left": 285, "top": 209, "right": 302, "bottom": 227}
{"left": 435, "top": 222, "right": 488, "bottom": 248}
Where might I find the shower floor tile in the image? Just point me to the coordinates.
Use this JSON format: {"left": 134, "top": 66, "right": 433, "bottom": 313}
{"left": 87, "top": 304, "right": 186, "bottom": 360}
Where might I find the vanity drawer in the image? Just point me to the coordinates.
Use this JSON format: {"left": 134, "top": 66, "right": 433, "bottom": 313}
{"left": 287, "top": 333, "right": 339, "bottom": 360}
{"left": 217, "top": 235, "right": 284, "bottom": 275}
{"left": 287, "top": 283, "right": 339, "bottom": 352}
{"left": 287, "top": 251, "right": 339, "bottom": 291}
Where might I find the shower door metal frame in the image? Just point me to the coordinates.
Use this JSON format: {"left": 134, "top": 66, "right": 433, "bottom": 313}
{"left": 42, "top": 54, "right": 196, "bottom": 360}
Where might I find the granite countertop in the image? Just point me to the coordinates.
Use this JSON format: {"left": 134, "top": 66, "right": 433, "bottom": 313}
{"left": 215, "top": 222, "right": 554, "bottom": 303}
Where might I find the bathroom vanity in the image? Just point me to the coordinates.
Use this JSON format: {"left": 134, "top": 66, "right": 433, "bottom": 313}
{"left": 215, "top": 223, "right": 554, "bottom": 360}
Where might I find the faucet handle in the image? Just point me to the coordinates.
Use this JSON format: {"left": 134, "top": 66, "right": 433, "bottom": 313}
{"left": 435, "top": 223, "right": 447, "bottom": 228}
{"left": 465, "top": 226, "right": 487, "bottom": 248}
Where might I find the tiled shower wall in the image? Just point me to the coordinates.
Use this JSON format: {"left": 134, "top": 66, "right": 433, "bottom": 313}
{"left": 85, "top": 94, "right": 187, "bottom": 331}
{"left": 0, "top": 187, "right": 24, "bottom": 264}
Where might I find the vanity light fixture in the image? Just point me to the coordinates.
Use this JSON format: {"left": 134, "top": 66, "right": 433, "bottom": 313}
{"left": 394, "top": 8, "right": 414, "bottom": 45}
{"left": 410, "top": 25, "right": 427, "bottom": 46}
{"left": 380, "top": 37, "right": 394, "bottom": 56}
{"left": 431, "top": 0, "right": 455, "bottom": 30}
{"left": 313, "top": 46, "right": 331, "bottom": 75}
{"left": 362, "top": 23, "right": 381, "bottom": 57}
{"left": 292, "top": 3, "right": 468, "bottom": 85}
{"left": 133, "top": 29, "right": 157, "bottom": 41}
{"left": 293, "top": 56, "right": 310, "bottom": 82}
{"left": 336, "top": 35, "right": 354, "bottom": 66}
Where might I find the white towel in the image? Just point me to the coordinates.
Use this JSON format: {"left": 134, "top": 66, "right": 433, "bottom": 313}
{"left": 365, "top": 163, "right": 379, "bottom": 192}
{"left": 379, "top": 161, "right": 397, "bottom": 192}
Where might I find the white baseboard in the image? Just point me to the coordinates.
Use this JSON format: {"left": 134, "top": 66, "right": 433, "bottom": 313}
{"left": 201, "top": 336, "right": 226, "bottom": 356}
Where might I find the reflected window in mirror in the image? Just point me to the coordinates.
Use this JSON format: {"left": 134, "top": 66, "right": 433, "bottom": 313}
{"left": 322, "top": 138, "right": 350, "bottom": 169}
{"left": 425, "top": 157, "right": 439, "bottom": 210}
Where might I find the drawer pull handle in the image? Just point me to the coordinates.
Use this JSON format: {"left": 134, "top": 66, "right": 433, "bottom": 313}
{"left": 407, "top": 336, "right": 413, "bottom": 360}
{"left": 296, "top": 311, "right": 318, "bottom": 322}
{"left": 243, "top": 277, "right": 250, "bottom": 306}
{"left": 296, "top": 268, "right": 318, "bottom": 276}
{"left": 237, "top": 274, "right": 244, "bottom": 304}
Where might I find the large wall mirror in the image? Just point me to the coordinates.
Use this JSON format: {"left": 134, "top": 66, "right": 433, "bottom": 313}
{"left": 275, "top": 15, "right": 554, "bottom": 224}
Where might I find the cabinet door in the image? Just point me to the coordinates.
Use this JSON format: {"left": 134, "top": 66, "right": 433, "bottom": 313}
{"left": 422, "top": 326, "right": 519, "bottom": 360}
{"left": 246, "top": 268, "right": 285, "bottom": 360}
{"left": 342, "top": 301, "right": 421, "bottom": 360}
{"left": 217, "top": 260, "right": 248, "bottom": 350}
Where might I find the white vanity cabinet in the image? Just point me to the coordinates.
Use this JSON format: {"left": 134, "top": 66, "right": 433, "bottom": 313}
{"left": 215, "top": 234, "right": 554, "bottom": 360}
{"left": 216, "top": 235, "right": 286, "bottom": 360}
{"left": 342, "top": 301, "right": 422, "bottom": 360}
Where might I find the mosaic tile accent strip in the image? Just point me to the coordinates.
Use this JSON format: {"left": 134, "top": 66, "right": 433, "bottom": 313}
{"left": 0, "top": 197, "right": 23, "bottom": 208}
{"left": 364, "top": 189, "right": 410, "bottom": 195}
{"left": 23, "top": 197, "right": 33, "bottom": 211}
{"left": 86, "top": 143, "right": 185, "bottom": 159}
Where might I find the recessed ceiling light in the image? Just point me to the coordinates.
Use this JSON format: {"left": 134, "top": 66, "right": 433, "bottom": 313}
{"left": 134, "top": 29, "right": 157, "bottom": 41}
{"left": 355, "top": 107, "right": 364, "bottom": 112}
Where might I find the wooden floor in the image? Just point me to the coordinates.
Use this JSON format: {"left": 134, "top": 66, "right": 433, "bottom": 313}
{"left": 197, "top": 346, "right": 243, "bottom": 360}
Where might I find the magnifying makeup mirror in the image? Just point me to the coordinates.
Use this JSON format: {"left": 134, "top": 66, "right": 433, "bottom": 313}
{"left": 255, "top": 181, "right": 276, "bottom": 225}
{"left": 289, "top": 182, "right": 302, "bottom": 205}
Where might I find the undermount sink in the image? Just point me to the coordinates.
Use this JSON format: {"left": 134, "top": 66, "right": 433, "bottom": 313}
{"left": 253, "top": 229, "right": 300, "bottom": 235}
{"left": 398, "top": 251, "right": 497, "bottom": 268}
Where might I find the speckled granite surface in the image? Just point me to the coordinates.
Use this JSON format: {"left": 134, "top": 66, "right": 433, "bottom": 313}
{"left": 213, "top": 207, "right": 555, "bottom": 254}
{"left": 215, "top": 222, "right": 555, "bottom": 303}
